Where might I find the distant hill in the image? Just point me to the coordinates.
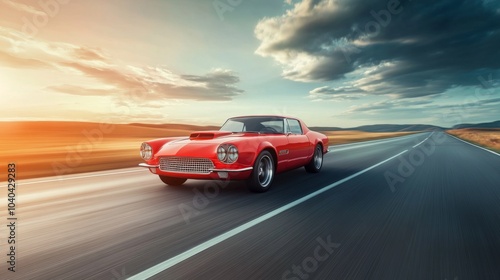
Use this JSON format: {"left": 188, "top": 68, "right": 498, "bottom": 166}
{"left": 312, "top": 120, "right": 500, "bottom": 132}
{"left": 310, "top": 124, "right": 444, "bottom": 132}
{"left": 451, "top": 120, "right": 500, "bottom": 129}
{"left": 350, "top": 124, "right": 444, "bottom": 132}
{"left": 309, "top": 126, "right": 344, "bottom": 131}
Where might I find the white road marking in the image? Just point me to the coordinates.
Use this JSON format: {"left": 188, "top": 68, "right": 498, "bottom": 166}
{"left": 127, "top": 149, "right": 409, "bottom": 280}
{"left": 330, "top": 132, "right": 421, "bottom": 148}
{"left": 331, "top": 132, "right": 426, "bottom": 152}
{"left": 412, "top": 132, "right": 433, "bottom": 148}
{"left": 448, "top": 134, "right": 500, "bottom": 157}
{"left": 2, "top": 169, "right": 144, "bottom": 186}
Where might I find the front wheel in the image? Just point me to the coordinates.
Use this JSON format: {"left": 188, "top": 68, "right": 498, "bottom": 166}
{"left": 247, "top": 151, "right": 275, "bottom": 192}
{"left": 159, "top": 175, "right": 187, "bottom": 186}
{"left": 305, "top": 144, "right": 323, "bottom": 173}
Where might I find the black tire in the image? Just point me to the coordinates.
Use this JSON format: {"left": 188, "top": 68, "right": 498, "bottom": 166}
{"left": 159, "top": 175, "right": 187, "bottom": 186}
{"left": 305, "top": 144, "right": 323, "bottom": 173}
{"left": 247, "top": 151, "right": 275, "bottom": 192}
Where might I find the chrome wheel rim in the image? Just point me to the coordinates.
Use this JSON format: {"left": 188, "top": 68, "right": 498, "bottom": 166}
{"left": 257, "top": 155, "right": 273, "bottom": 187}
{"left": 314, "top": 147, "right": 323, "bottom": 169}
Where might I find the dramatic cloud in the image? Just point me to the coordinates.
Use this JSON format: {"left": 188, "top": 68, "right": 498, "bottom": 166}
{"left": 338, "top": 95, "right": 500, "bottom": 125}
{"left": 345, "top": 98, "right": 435, "bottom": 114}
{"left": 55, "top": 61, "right": 243, "bottom": 101}
{"left": 46, "top": 85, "right": 115, "bottom": 96}
{"left": 256, "top": 0, "right": 500, "bottom": 98}
{"left": 72, "top": 47, "right": 108, "bottom": 61}
{"left": 2, "top": 0, "right": 45, "bottom": 16}
{"left": 154, "top": 70, "right": 244, "bottom": 101}
{"left": 0, "top": 26, "right": 244, "bottom": 102}
{"left": 309, "top": 85, "right": 366, "bottom": 101}
{"left": 0, "top": 48, "right": 49, "bottom": 68}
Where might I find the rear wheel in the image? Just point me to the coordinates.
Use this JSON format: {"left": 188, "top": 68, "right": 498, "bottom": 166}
{"left": 305, "top": 144, "right": 323, "bottom": 173}
{"left": 159, "top": 175, "right": 187, "bottom": 186}
{"left": 247, "top": 151, "right": 275, "bottom": 192}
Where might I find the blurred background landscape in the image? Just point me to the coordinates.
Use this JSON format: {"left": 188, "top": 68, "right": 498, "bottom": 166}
{"left": 1, "top": 120, "right": 498, "bottom": 179}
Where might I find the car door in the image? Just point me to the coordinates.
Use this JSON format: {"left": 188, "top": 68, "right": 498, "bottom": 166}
{"left": 285, "top": 118, "right": 312, "bottom": 168}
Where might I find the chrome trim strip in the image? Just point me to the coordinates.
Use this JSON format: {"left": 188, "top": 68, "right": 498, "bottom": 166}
{"left": 140, "top": 163, "right": 252, "bottom": 173}
{"left": 209, "top": 167, "right": 253, "bottom": 172}
{"left": 158, "top": 171, "right": 211, "bottom": 175}
{"left": 139, "top": 163, "right": 159, "bottom": 168}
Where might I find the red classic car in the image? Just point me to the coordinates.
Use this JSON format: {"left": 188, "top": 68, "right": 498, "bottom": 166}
{"left": 139, "top": 115, "right": 329, "bottom": 192}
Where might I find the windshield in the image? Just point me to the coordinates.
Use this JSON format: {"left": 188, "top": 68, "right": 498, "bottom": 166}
{"left": 220, "top": 117, "right": 285, "bottom": 134}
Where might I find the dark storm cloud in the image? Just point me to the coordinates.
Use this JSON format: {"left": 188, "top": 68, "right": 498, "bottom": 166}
{"left": 255, "top": 0, "right": 500, "bottom": 97}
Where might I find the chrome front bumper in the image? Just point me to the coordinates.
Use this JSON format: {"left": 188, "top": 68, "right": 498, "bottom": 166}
{"left": 138, "top": 163, "right": 159, "bottom": 168}
{"left": 138, "top": 163, "right": 253, "bottom": 173}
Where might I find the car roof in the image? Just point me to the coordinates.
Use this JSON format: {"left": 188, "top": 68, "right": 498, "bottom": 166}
{"left": 228, "top": 115, "right": 297, "bottom": 120}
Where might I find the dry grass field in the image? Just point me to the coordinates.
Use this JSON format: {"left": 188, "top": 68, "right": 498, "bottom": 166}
{"left": 0, "top": 121, "right": 217, "bottom": 179}
{"left": 0, "top": 121, "right": 418, "bottom": 179}
{"left": 447, "top": 129, "right": 500, "bottom": 153}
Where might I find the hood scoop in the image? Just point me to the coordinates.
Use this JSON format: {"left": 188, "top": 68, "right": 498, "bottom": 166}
{"left": 189, "top": 131, "right": 232, "bottom": 140}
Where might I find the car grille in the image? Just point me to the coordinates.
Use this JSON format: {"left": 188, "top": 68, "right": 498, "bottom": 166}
{"left": 159, "top": 157, "right": 214, "bottom": 174}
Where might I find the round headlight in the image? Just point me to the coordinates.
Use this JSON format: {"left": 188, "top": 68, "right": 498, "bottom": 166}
{"left": 227, "top": 145, "right": 238, "bottom": 163}
{"left": 217, "top": 145, "right": 227, "bottom": 162}
{"left": 140, "top": 142, "right": 153, "bottom": 160}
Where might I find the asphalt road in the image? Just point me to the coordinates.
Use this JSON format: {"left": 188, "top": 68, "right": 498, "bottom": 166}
{"left": 2, "top": 131, "right": 500, "bottom": 280}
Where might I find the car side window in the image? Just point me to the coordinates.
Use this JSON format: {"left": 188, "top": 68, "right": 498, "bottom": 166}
{"left": 287, "top": 119, "right": 303, "bottom": 135}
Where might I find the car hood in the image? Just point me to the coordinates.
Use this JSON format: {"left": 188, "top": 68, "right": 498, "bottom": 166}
{"left": 155, "top": 131, "right": 267, "bottom": 157}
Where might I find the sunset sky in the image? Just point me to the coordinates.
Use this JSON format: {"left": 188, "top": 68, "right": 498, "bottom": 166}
{"left": 1, "top": 0, "right": 499, "bottom": 127}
